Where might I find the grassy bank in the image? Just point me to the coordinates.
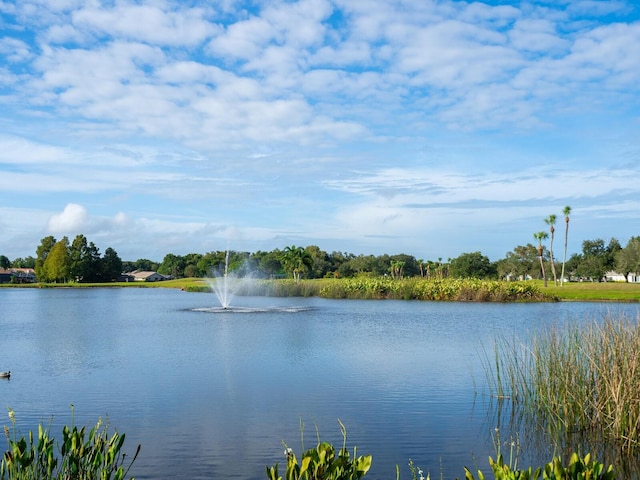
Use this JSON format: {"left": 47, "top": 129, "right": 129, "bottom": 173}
{"left": 541, "top": 280, "right": 640, "bottom": 302}
{"left": 4, "top": 277, "right": 639, "bottom": 302}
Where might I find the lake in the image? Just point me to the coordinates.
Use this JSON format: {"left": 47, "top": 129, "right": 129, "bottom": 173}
{"left": 1, "top": 288, "right": 638, "bottom": 479}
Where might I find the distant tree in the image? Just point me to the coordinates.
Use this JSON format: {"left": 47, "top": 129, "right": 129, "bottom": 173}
{"left": 85, "top": 242, "right": 102, "bottom": 281}
{"left": 337, "top": 261, "right": 355, "bottom": 278}
{"left": 345, "top": 255, "right": 378, "bottom": 277}
{"left": 449, "top": 251, "right": 496, "bottom": 279}
{"left": 69, "top": 234, "right": 94, "bottom": 282}
{"left": 183, "top": 253, "right": 203, "bottom": 277}
{"left": 575, "top": 238, "right": 619, "bottom": 281}
{"left": 42, "top": 237, "right": 70, "bottom": 283}
{"left": 390, "top": 254, "right": 420, "bottom": 277}
{"left": 560, "top": 206, "right": 571, "bottom": 285}
{"left": 0, "top": 255, "right": 10, "bottom": 269}
{"left": 304, "top": 245, "right": 331, "bottom": 279}
{"left": 533, "top": 231, "right": 549, "bottom": 286}
{"left": 389, "top": 260, "right": 405, "bottom": 279}
{"left": 35, "top": 235, "right": 57, "bottom": 282}
{"left": 158, "top": 253, "right": 185, "bottom": 278}
{"left": 544, "top": 214, "right": 558, "bottom": 285}
{"left": 282, "top": 245, "right": 313, "bottom": 282}
{"left": 616, "top": 236, "right": 640, "bottom": 282}
{"left": 126, "top": 258, "right": 159, "bottom": 272}
{"left": 327, "top": 251, "right": 355, "bottom": 276}
{"left": 102, "top": 247, "right": 123, "bottom": 281}
{"left": 11, "top": 256, "right": 36, "bottom": 268}
{"left": 497, "top": 244, "right": 539, "bottom": 280}
{"left": 252, "top": 250, "right": 283, "bottom": 278}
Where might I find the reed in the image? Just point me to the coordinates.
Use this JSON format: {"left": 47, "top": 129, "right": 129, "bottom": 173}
{"left": 488, "top": 313, "right": 640, "bottom": 451}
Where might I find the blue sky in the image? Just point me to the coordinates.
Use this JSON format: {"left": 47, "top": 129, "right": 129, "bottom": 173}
{"left": 1, "top": 0, "right": 639, "bottom": 262}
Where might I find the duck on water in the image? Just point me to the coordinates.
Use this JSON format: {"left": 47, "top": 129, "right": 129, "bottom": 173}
{"left": 0, "top": 371, "right": 10, "bottom": 379}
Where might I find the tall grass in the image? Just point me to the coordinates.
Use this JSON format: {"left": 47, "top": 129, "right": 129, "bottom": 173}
{"left": 184, "top": 277, "right": 555, "bottom": 302}
{"left": 237, "top": 278, "right": 555, "bottom": 302}
{"left": 488, "top": 313, "right": 640, "bottom": 452}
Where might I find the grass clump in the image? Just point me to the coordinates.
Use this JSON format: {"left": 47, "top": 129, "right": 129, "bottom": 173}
{"left": 488, "top": 313, "right": 640, "bottom": 452}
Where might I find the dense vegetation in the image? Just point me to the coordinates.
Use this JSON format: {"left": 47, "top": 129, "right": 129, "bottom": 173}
{"left": 2, "top": 234, "right": 640, "bottom": 286}
{"left": 202, "top": 277, "right": 556, "bottom": 302}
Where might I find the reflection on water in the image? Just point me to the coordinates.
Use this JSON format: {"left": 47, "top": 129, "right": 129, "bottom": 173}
{"left": 1, "top": 288, "right": 638, "bottom": 479}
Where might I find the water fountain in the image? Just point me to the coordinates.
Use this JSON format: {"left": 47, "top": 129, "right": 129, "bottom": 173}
{"left": 193, "top": 249, "right": 312, "bottom": 314}
{"left": 211, "top": 250, "right": 233, "bottom": 309}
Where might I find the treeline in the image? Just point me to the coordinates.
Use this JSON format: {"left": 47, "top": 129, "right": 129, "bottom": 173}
{"left": 498, "top": 237, "right": 640, "bottom": 283}
{"left": 0, "top": 235, "right": 124, "bottom": 283}
{"left": 1, "top": 234, "right": 639, "bottom": 284}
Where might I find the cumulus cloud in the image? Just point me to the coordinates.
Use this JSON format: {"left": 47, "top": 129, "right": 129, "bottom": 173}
{"left": 0, "top": 0, "right": 639, "bottom": 260}
{"left": 47, "top": 203, "right": 89, "bottom": 234}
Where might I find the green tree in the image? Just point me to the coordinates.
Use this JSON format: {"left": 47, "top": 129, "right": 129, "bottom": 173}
{"left": 252, "top": 250, "right": 283, "bottom": 278}
{"left": 533, "top": 231, "right": 549, "bottom": 286}
{"left": 158, "top": 253, "right": 185, "bottom": 278}
{"left": 183, "top": 252, "right": 203, "bottom": 277}
{"left": 449, "top": 251, "right": 496, "bottom": 279}
{"left": 560, "top": 205, "right": 571, "bottom": 285}
{"left": 497, "top": 244, "right": 539, "bottom": 280}
{"left": 122, "top": 258, "right": 159, "bottom": 272}
{"left": 389, "top": 260, "right": 405, "bottom": 279}
{"left": 69, "top": 234, "right": 96, "bottom": 282}
{"left": 616, "top": 236, "right": 640, "bottom": 282}
{"left": 544, "top": 214, "right": 558, "bottom": 285}
{"left": 576, "top": 238, "right": 616, "bottom": 281}
{"left": 11, "top": 256, "right": 36, "bottom": 268}
{"left": 0, "top": 255, "right": 10, "bottom": 269}
{"left": 42, "top": 237, "right": 70, "bottom": 283}
{"left": 304, "top": 245, "right": 330, "bottom": 279}
{"left": 35, "top": 235, "right": 57, "bottom": 282}
{"left": 282, "top": 245, "right": 313, "bottom": 282}
{"left": 102, "top": 247, "right": 123, "bottom": 281}
{"left": 390, "top": 254, "right": 420, "bottom": 277}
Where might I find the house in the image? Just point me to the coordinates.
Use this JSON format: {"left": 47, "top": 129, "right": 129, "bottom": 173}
{"left": 0, "top": 269, "right": 12, "bottom": 284}
{"left": 0, "top": 268, "right": 36, "bottom": 284}
{"left": 604, "top": 271, "right": 640, "bottom": 283}
{"left": 124, "top": 270, "right": 169, "bottom": 282}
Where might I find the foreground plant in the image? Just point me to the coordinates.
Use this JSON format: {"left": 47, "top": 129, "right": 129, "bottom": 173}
{"left": 1, "top": 407, "right": 140, "bottom": 480}
{"left": 266, "top": 420, "right": 372, "bottom": 480}
{"left": 464, "top": 452, "right": 616, "bottom": 480}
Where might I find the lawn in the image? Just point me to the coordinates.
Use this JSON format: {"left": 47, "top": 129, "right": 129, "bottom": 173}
{"left": 539, "top": 280, "right": 640, "bottom": 302}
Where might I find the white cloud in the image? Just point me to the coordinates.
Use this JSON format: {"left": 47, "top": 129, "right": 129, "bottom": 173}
{"left": 0, "top": 36, "right": 32, "bottom": 62}
{"left": 71, "top": 3, "right": 216, "bottom": 46}
{"left": 1, "top": 0, "right": 639, "bottom": 261}
{"left": 48, "top": 203, "right": 89, "bottom": 234}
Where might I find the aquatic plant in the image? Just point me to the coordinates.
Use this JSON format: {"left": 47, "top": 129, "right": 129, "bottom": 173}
{"left": 1, "top": 407, "right": 139, "bottom": 480}
{"left": 266, "top": 420, "right": 372, "bottom": 480}
{"left": 487, "top": 313, "right": 640, "bottom": 451}
{"left": 464, "top": 452, "right": 616, "bottom": 480}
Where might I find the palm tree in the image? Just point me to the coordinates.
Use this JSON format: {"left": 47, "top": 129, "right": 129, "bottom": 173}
{"left": 534, "top": 231, "right": 549, "bottom": 287}
{"left": 560, "top": 206, "right": 571, "bottom": 286}
{"left": 282, "top": 245, "right": 313, "bottom": 282}
{"left": 544, "top": 214, "right": 558, "bottom": 285}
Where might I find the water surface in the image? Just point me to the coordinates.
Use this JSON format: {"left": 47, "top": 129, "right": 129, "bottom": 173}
{"left": 1, "top": 288, "right": 637, "bottom": 479}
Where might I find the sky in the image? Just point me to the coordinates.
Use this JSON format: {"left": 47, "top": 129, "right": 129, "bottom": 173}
{"left": 1, "top": 0, "right": 639, "bottom": 263}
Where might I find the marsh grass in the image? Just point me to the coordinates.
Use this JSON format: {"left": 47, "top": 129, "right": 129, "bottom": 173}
{"left": 488, "top": 313, "right": 640, "bottom": 452}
